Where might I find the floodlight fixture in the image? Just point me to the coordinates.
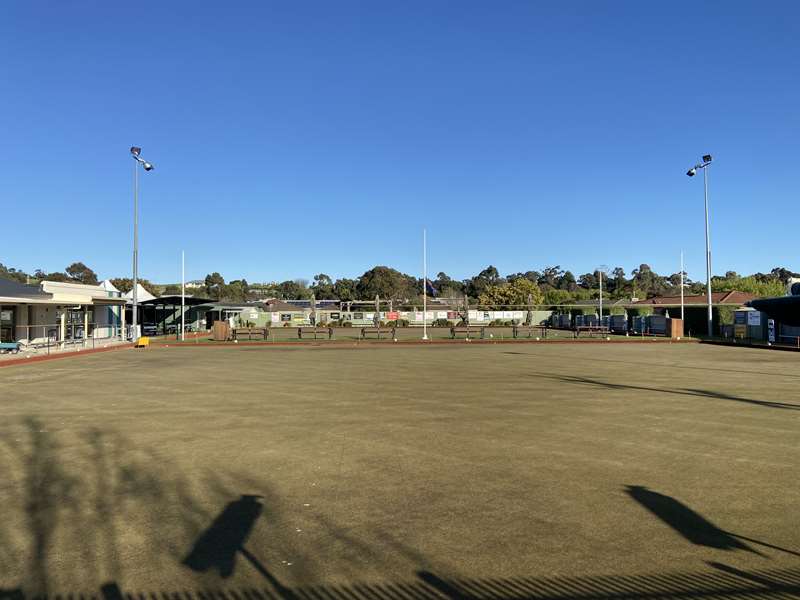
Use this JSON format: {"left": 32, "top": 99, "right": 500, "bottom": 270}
{"left": 685, "top": 153, "right": 714, "bottom": 337}
{"left": 130, "top": 144, "right": 156, "bottom": 343}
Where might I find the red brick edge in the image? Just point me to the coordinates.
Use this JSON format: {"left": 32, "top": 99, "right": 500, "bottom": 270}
{"left": 150, "top": 337, "right": 699, "bottom": 349}
{"left": 0, "top": 343, "right": 134, "bottom": 368}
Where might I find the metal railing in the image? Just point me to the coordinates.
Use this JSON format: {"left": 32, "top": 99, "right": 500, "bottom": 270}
{"left": 12, "top": 323, "right": 125, "bottom": 354}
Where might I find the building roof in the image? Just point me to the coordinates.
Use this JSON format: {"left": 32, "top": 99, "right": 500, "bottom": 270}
{"left": 636, "top": 291, "right": 756, "bottom": 306}
{"left": 572, "top": 298, "right": 629, "bottom": 307}
{"left": 0, "top": 277, "right": 53, "bottom": 302}
{"left": 263, "top": 299, "right": 305, "bottom": 312}
{"left": 40, "top": 280, "right": 126, "bottom": 305}
{"left": 123, "top": 283, "right": 157, "bottom": 303}
{"left": 749, "top": 295, "right": 800, "bottom": 326}
{"left": 139, "top": 295, "right": 213, "bottom": 306}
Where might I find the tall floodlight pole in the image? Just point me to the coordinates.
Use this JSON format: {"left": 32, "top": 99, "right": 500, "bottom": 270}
{"left": 181, "top": 250, "right": 185, "bottom": 342}
{"left": 598, "top": 270, "right": 603, "bottom": 323}
{"left": 686, "top": 154, "right": 713, "bottom": 337}
{"left": 422, "top": 228, "right": 428, "bottom": 341}
{"left": 597, "top": 265, "right": 607, "bottom": 326}
{"left": 680, "top": 250, "right": 685, "bottom": 322}
{"left": 130, "top": 146, "right": 154, "bottom": 342}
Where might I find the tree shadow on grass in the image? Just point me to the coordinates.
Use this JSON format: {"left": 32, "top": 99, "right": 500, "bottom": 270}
{"left": 0, "top": 417, "right": 293, "bottom": 595}
{"left": 532, "top": 373, "right": 800, "bottom": 410}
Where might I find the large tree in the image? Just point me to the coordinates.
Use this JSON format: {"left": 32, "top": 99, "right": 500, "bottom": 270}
{"left": 478, "top": 278, "right": 543, "bottom": 307}
{"left": 65, "top": 262, "right": 99, "bottom": 285}
{"left": 333, "top": 277, "right": 357, "bottom": 301}
{"left": 311, "top": 273, "right": 336, "bottom": 299}
{"left": 356, "top": 266, "right": 416, "bottom": 300}
{"left": 0, "top": 263, "right": 30, "bottom": 283}
{"left": 538, "top": 266, "right": 564, "bottom": 289}
{"left": 109, "top": 277, "right": 159, "bottom": 296}
{"left": 465, "top": 265, "right": 504, "bottom": 299}
{"left": 433, "top": 272, "right": 464, "bottom": 296}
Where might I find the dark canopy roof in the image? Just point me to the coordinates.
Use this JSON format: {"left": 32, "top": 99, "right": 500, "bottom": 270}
{"left": 749, "top": 296, "right": 800, "bottom": 326}
{"left": 139, "top": 295, "right": 213, "bottom": 306}
{"left": 0, "top": 277, "right": 52, "bottom": 300}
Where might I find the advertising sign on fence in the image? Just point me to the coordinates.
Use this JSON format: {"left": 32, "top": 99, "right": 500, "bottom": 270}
{"left": 387, "top": 311, "right": 399, "bottom": 320}
{"left": 768, "top": 319, "right": 776, "bottom": 343}
{"left": 747, "top": 312, "right": 761, "bottom": 326}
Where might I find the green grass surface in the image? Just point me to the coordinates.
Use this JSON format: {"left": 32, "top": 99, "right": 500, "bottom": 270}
{"left": 1, "top": 343, "right": 798, "bottom": 597}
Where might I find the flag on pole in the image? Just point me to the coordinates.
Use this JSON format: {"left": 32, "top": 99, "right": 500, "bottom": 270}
{"left": 425, "top": 280, "right": 438, "bottom": 297}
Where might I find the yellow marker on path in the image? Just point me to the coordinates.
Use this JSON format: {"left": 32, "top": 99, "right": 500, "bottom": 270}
{"left": 135, "top": 336, "right": 150, "bottom": 348}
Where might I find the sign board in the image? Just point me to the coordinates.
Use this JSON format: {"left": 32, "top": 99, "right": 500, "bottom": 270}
{"left": 734, "top": 311, "right": 747, "bottom": 325}
{"left": 387, "top": 311, "right": 399, "bottom": 320}
{"left": 414, "top": 312, "right": 423, "bottom": 321}
{"left": 330, "top": 312, "right": 340, "bottom": 320}
{"left": 271, "top": 313, "right": 280, "bottom": 323}
{"left": 365, "top": 313, "right": 374, "bottom": 320}
{"left": 0, "top": 310, "right": 12, "bottom": 321}
{"left": 447, "top": 311, "right": 458, "bottom": 320}
{"left": 747, "top": 312, "right": 761, "bottom": 326}
{"left": 768, "top": 319, "right": 776, "bottom": 343}
{"left": 280, "top": 313, "right": 292, "bottom": 322}
{"left": 437, "top": 311, "right": 448, "bottom": 319}
{"left": 354, "top": 312, "right": 364, "bottom": 320}
{"left": 734, "top": 324, "right": 747, "bottom": 338}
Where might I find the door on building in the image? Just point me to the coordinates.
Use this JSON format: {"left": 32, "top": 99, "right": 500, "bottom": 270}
{"left": 0, "top": 306, "right": 16, "bottom": 342}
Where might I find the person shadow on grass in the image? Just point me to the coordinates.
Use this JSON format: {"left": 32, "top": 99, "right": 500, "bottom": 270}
{"left": 183, "top": 494, "right": 264, "bottom": 578}
{"left": 625, "top": 485, "right": 800, "bottom": 557}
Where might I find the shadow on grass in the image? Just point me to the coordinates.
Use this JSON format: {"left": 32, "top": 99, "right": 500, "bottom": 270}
{"left": 532, "top": 373, "right": 800, "bottom": 410}
{"left": 624, "top": 486, "right": 800, "bottom": 558}
{"left": 3, "top": 565, "right": 800, "bottom": 600}
{"left": 0, "top": 417, "right": 294, "bottom": 595}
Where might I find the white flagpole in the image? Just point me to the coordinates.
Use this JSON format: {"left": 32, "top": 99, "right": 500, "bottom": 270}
{"left": 422, "top": 228, "right": 428, "bottom": 340}
{"left": 680, "top": 250, "right": 684, "bottom": 322}
{"left": 181, "top": 250, "right": 185, "bottom": 341}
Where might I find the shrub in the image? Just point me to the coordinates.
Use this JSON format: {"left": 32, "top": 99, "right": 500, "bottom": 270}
{"left": 385, "top": 319, "right": 410, "bottom": 327}
{"left": 432, "top": 318, "right": 450, "bottom": 328}
{"left": 488, "top": 319, "right": 514, "bottom": 327}
{"left": 717, "top": 305, "right": 736, "bottom": 326}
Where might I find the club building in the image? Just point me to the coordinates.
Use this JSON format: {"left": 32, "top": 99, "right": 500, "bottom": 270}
{"left": 0, "top": 278, "right": 126, "bottom": 347}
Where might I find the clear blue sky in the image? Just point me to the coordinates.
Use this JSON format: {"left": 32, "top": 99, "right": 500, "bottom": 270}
{"left": 2, "top": 1, "right": 798, "bottom": 284}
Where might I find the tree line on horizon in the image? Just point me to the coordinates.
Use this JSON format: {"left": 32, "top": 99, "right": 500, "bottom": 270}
{"left": 2, "top": 261, "right": 796, "bottom": 307}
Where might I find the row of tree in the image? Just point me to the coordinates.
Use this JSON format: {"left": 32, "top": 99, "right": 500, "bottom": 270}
{"left": 2, "top": 262, "right": 796, "bottom": 306}
{"left": 196, "top": 264, "right": 796, "bottom": 305}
